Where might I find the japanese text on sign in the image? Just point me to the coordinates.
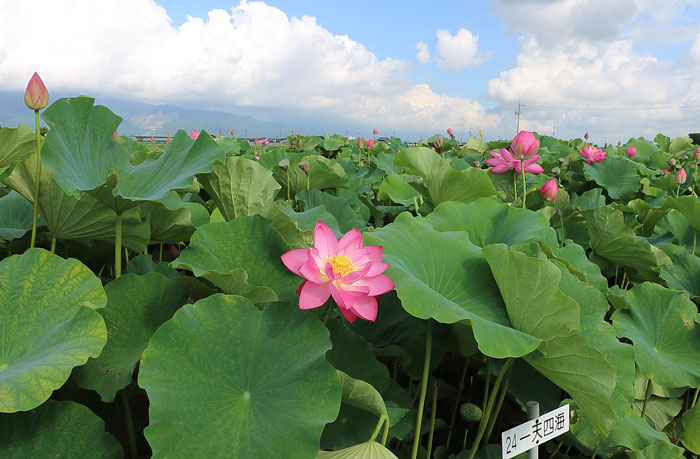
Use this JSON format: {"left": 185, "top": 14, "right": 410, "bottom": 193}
{"left": 501, "top": 404, "right": 570, "bottom": 459}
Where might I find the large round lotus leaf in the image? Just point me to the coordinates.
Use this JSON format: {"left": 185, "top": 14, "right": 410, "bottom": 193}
{"left": 40, "top": 97, "right": 226, "bottom": 212}
{"left": 663, "top": 195, "right": 700, "bottom": 231}
{"left": 296, "top": 189, "right": 366, "bottom": 233}
{"left": 138, "top": 295, "right": 341, "bottom": 458}
{"left": 171, "top": 215, "right": 301, "bottom": 302}
{"left": 681, "top": 402, "right": 700, "bottom": 453}
{"left": 0, "top": 125, "right": 36, "bottom": 179}
{"left": 583, "top": 157, "right": 641, "bottom": 202}
{"left": 377, "top": 173, "right": 422, "bottom": 206}
{"left": 0, "top": 400, "right": 122, "bottom": 457}
{"left": 612, "top": 282, "right": 700, "bottom": 388}
{"left": 424, "top": 198, "right": 551, "bottom": 248}
{"left": 660, "top": 252, "right": 700, "bottom": 299}
{"left": 0, "top": 190, "right": 42, "bottom": 241}
{"left": 317, "top": 441, "right": 398, "bottom": 459}
{"left": 0, "top": 248, "right": 107, "bottom": 412}
{"left": 364, "top": 212, "right": 541, "bottom": 358}
{"left": 72, "top": 273, "right": 189, "bottom": 402}
{"left": 271, "top": 155, "right": 349, "bottom": 197}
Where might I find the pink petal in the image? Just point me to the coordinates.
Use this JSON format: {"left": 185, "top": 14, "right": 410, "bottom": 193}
{"left": 348, "top": 295, "right": 378, "bottom": 322}
{"left": 299, "top": 261, "right": 326, "bottom": 283}
{"left": 281, "top": 249, "right": 309, "bottom": 276}
{"left": 313, "top": 221, "right": 339, "bottom": 258}
{"left": 365, "top": 262, "right": 388, "bottom": 277}
{"left": 329, "top": 283, "right": 347, "bottom": 308}
{"left": 338, "top": 305, "right": 358, "bottom": 322}
{"left": 299, "top": 281, "right": 331, "bottom": 310}
{"left": 353, "top": 274, "right": 394, "bottom": 296}
{"left": 338, "top": 228, "right": 362, "bottom": 251}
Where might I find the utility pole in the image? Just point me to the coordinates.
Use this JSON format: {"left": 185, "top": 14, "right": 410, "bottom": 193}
{"left": 552, "top": 125, "right": 555, "bottom": 137}
{"left": 516, "top": 100, "right": 522, "bottom": 133}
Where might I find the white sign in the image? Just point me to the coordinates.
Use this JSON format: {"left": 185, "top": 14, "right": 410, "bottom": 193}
{"left": 501, "top": 404, "right": 570, "bottom": 459}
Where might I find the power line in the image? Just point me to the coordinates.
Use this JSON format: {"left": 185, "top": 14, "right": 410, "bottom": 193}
{"left": 521, "top": 103, "right": 700, "bottom": 111}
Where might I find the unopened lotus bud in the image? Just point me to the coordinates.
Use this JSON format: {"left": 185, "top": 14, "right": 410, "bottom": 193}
{"left": 676, "top": 167, "right": 687, "bottom": 184}
{"left": 24, "top": 72, "right": 49, "bottom": 111}
{"left": 584, "top": 132, "right": 589, "bottom": 140}
{"left": 278, "top": 159, "right": 290, "bottom": 172}
{"left": 617, "top": 140, "right": 622, "bottom": 146}
{"left": 694, "top": 146, "right": 700, "bottom": 160}
{"left": 299, "top": 160, "right": 310, "bottom": 176}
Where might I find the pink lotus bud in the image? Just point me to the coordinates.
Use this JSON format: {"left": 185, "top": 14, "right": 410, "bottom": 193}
{"left": 219, "top": 130, "right": 223, "bottom": 136}
{"left": 584, "top": 132, "right": 589, "bottom": 140}
{"left": 625, "top": 146, "right": 636, "bottom": 158}
{"left": 694, "top": 146, "right": 700, "bottom": 160}
{"left": 676, "top": 167, "right": 687, "bottom": 184}
{"left": 447, "top": 128, "right": 454, "bottom": 136}
{"left": 540, "top": 178, "right": 559, "bottom": 201}
{"left": 231, "top": 128, "right": 236, "bottom": 135}
{"left": 510, "top": 131, "right": 540, "bottom": 160}
{"left": 112, "top": 130, "right": 119, "bottom": 141}
{"left": 367, "top": 139, "right": 375, "bottom": 148}
{"left": 261, "top": 138, "right": 269, "bottom": 145}
{"left": 617, "top": 140, "right": 622, "bottom": 146}
{"left": 358, "top": 137, "right": 365, "bottom": 148}
{"left": 664, "top": 169, "right": 671, "bottom": 175}
{"left": 373, "top": 128, "right": 379, "bottom": 135}
{"left": 169, "top": 245, "right": 180, "bottom": 258}
{"left": 151, "top": 136, "right": 155, "bottom": 143}
{"left": 190, "top": 130, "right": 199, "bottom": 140}
{"left": 24, "top": 72, "right": 49, "bottom": 111}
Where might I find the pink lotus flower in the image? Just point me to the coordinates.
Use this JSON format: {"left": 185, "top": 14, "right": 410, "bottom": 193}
{"left": 231, "top": 128, "right": 236, "bottom": 135}
{"left": 664, "top": 169, "right": 671, "bottom": 175}
{"left": 281, "top": 222, "right": 394, "bottom": 322}
{"left": 485, "top": 148, "right": 515, "bottom": 173}
{"left": 625, "top": 146, "right": 636, "bottom": 158}
{"left": 694, "top": 146, "right": 700, "bottom": 161}
{"left": 447, "top": 128, "right": 453, "bottom": 136}
{"left": 373, "top": 128, "right": 379, "bottom": 135}
{"left": 676, "top": 167, "right": 687, "bottom": 184}
{"left": 151, "top": 136, "right": 155, "bottom": 143}
{"left": 190, "top": 130, "right": 199, "bottom": 140}
{"left": 358, "top": 137, "right": 365, "bottom": 148}
{"left": 511, "top": 131, "right": 540, "bottom": 160}
{"left": 540, "top": 178, "right": 559, "bottom": 201}
{"left": 513, "top": 155, "right": 544, "bottom": 174}
{"left": 580, "top": 145, "right": 606, "bottom": 164}
{"left": 24, "top": 72, "right": 49, "bottom": 111}
{"left": 367, "top": 139, "right": 375, "bottom": 148}
{"left": 260, "top": 138, "right": 269, "bottom": 145}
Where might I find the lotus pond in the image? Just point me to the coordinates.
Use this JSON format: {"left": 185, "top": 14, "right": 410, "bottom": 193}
{"left": 1, "top": 95, "right": 700, "bottom": 458}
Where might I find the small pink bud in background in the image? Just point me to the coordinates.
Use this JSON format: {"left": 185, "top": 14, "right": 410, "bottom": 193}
{"left": 540, "top": 178, "right": 559, "bottom": 201}
{"left": 373, "top": 128, "right": 379, "bottom": 135}
{"left": 447, "top": 127, "right": 453, "bottom": 136}
{"left": 584, "top": 132, "right": 589, "bottom": 140}
{"left": 664, "top": 169, "right": 671, "bottom": 175}
{"left": 358, "top": 137, "right": 365, "bottom": 148}
{"left": 190, "top": 130, "right": 199, "bottom": 140}
{"left": 150, "top": 136, "right": 155, "bottom": 143}
{"left": 510, "top": 131, "right": 540, "bottom": 160}
{"left": 604, "top": 143, "right": 608, "bottom": 148}
{"left": 367, "top": 139, "right": 375, "bottom": 148}
{"left": 112, "top": 130, "right": 119, "bottom": 141}
{"left": 625, "top": 146, "right": 636, "bottom": 158}
{"left": 694, "top": 146, "right": 700, "bottom": 160}
{"left": 24, "top": 72, "right": 49, "bottom": 110}
{"left": 617, "top": 140, "right": 622, "bottom": 146}
{"left": 231, "top": 128, "right": 236, "bottom": 136}
{"left": 169, "top": 245, "right": 180, "bottom": 258}
{"left": 676, "top": 167, "right": 687, "bottom": 184}
{"left": 261, "top": 138, "right": 269, "bottom": 145}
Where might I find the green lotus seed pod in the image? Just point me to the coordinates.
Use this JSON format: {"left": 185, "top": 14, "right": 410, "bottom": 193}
{"left": 427, "top": 134, "right": 444, "bottom": 149}
{"left": 459, "top": 402, "right": 483, "bottom": 422}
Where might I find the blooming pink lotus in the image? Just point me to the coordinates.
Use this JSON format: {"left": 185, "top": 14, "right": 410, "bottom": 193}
{"left": 540, "top": 178, "right": 559, "bottom": 201}
{"left": 485, "top": 148, "right": 515, "bottom": 173}
{"left": 580, "top": 145, "right": 606, "bottom": 164}
{"left": 281, "top": 222, "right": 394, "bottom": 322}
{"left": 511, "top": 131, "right": 540, "bottom": 160}
{"left": 513, "top": 155, "right": 544, "bottom": 174}
{"left": 190, "top": 129, "right": 199, "bottom": 140}
{"left": 373, "top": 128, "right": 379, "bottom": 135}
{"left": 24, "top": 72, "right": 49, "bottom": 111}
{"left": 625, "top": 146, "right": 636, "bottom": 158}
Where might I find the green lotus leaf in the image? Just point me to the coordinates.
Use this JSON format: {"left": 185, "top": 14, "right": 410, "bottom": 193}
{"left": 583, "top": 157, "right": 640, "bottom": 202}
{"left": 584, "top": 206, "right": 659, "bottom": 281}
{"left": 199, "top": 155, "right": 281, "bottom": 221}
{"left": 375, "top": 152, "right": 403, "bottom": 175}
{"left": 539, "top": 242, "right": 608, "bottom": 292}
{"left": 0, "top": 400, "right": 121, "bottom": 458}
{"left": 296, "top": 189, "right": 366, "bottom": 233}
{"left": 424, "top": 198, "right": 551, "bottom": 248}
{"left": 655, "top": 210, "right": 696, "bottom": 252}
{"left": 0, "top": 248, "right": 107, "bottom": 412}
{"left": 337, "top": 371, "right": 387, "bottom": 420}
{"left": 626, "top": 440, "right": 686, "bottom": 458}
{"left": 126, "top": 253, "right": 179, "bottom": 279}
{"left": 660, "top": 252, "right": 700, "bottom": 298}
{"left": 172, "top": 215, "right": 301, "bottom": 302}
{"left": 138, "top": 295, "right": 340, "bottom": 458}
{"left": 569, "top": 188, "right": 606, "bottom": 211}
{"left": 663, "top": 195, "right": 700, "bottom": 231}
{"left": 141, "top": 191, "right": 209, "bottom": 243}
{"left": 41, "top": 96, "right": 226, "bottom": 212}
{"left": 612, "top": 282, "right": 700, "bottom": 388}
{"left": 4, "top": 156, "right": 149, "bottom": 251}
{"left": 0, "top": 191, "right": 42, "bottom": 241}
{"left": 681, "top": 402, "right": 700, "bottom": 454}
{"left": 0, "top": 124, "right": 36, "bottom": 179}
{"left": 72, "top": 273, "right": 189, "bottom": 401}
{"left": 272, "top": 155, "right": 349, "bottom": 197}
{"left": 278, "top": 201, "right": 343, "bottom": 238}
{"left": 317, "top": 441, "right": 398, "bottom": 459}
{"left": 364, "top": 212, "right": 541, "bottom": 359}
{"left": 631, "top": 396, "right": 682, "bottom": 431}
{"left": 393, "top": 147, "right": 497, "bottom": 206}
{"left": 377, "top": 174, "right": 422, "bottom": 206}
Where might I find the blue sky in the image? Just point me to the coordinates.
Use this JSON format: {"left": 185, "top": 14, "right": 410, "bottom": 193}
{"left": 2, "top": 0, "right": 700, "bottom": 142}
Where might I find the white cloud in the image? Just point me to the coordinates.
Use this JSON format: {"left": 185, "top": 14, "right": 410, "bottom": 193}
{"left": 435, "top": 28, "right": 484, "bottom": 71}
{"left": 0, "top": 0, "right": 497, "bottom": 136}
{"left": 415, "top": 41, "right": 430, "bottom": 63}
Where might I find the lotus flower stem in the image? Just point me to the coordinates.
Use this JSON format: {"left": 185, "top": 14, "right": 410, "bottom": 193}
{"left": 513, "top": 172, "right": 518, "bottom": 202}
{"left": 115, "top": 213, "right": 123, "bottom": 278}
{"left": 559, "top": 211, "right": 565, "bottom": 247}
{"left": 411, "top": 321, "right": 433, "bottom": 459}
{"left": 445, "top": 357, "right": 470, "bottom": 448}
{"left": 50, "top": 236, "right": 56, "bottom": 254}
{"left": 322, "top": 302, "right": 334, "bottom": 325}
{"left": 692, "top": 387, "right": 699, "bottom": 408}
{"left": 426, "top": 381, "right": 438, "bottom": 458}
{"left": 614, "top": 263, "right": 619, "bottom": 286}
{"left": 481, "top": 359, "right": 491, "bottom": 420}
{"left": 693, "top": 231, "right": 697, "bottom": 257}
{"left": 467, "top": 358, "right": 514, "bottom": 459}
{"left": 547, "top": 442, "right": 563, "bottom": 459}
{"left": 124, "top": 247, "right": 130, "bottom": 264}
{"left": 120, "top": 391, "right": 138, "bottom": 458}
{"left": 521, "top": 161, "right": 527, "bottom": 208}
{"left": 370, "top": 414, "right": 389, "bottom": 445}
{"left": 159, "top": 243, "right": 163, "bottom": 263}
{"left": 640, "top": 378, "right": 652, "bottom": 419}
{"left": 30, "top": 110, "right": 42, "bottom": 248}
{"left": 483, "top": 363, "right": 512, "bottom": 445}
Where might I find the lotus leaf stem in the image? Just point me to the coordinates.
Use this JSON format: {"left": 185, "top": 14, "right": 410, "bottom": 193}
{"left": 482, "top": 359, "right": 491, "bottom": 421}
{"left": 30, "top": 110, "right": 41, "bottom": 248}
{"left": 115, "top": 213, "right": 123, "bottom": 278}
{"left": 521, "top": 161, "right": 527, "bottom": 208}
{"left": 483, "top": 362, "right": 513, "bottom": 445}
{"left": 513, "top": 172, "right": 518, "bottom": 202}
{"left": 559, "top": 211, "right": 565, "bottom": 247}
{"left": 50, "top": 237, "right": 56, "bottom": 254}
{"left": 120, "top": 391, "right": 138, "bottom": 458}
{"left": 411, "top": 321, "right": 433, "bottom": 459}
{"left": 692, "top": 387, "right": 699, "bottom": 408}
{"left": 547, "top": 441, "right": 563, "bottom": 459}
{"left": 467, "top": 358, "right": 514, "bottom": 459}
{"left": 426, "top": 380, "right": 438, "bottom": 458}
{"left": 370, "top": 414, "right": 389, "bottom": 445}
{"left": 640, "top": 378, "right": 652, "bottom": 419}
{"left": 446, "top": 357, "right": 470, "bottom": 448}
{"left": 693, "top": 231, "right": 697, "bottom": 257}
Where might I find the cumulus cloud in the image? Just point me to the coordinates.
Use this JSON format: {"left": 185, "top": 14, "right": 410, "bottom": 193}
{"left": 435, "top": 28, "right": 484, "bottom": 70}
{"left": 415, "top": 41, "right": 430, "bottom": 63}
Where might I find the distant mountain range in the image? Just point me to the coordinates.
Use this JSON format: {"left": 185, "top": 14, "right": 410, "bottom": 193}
{"left": 0, "top": 92, "right": 294, "bottom": 139}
